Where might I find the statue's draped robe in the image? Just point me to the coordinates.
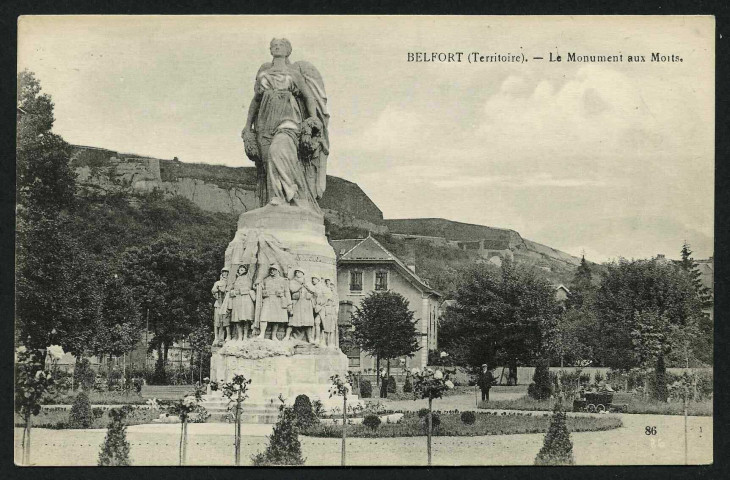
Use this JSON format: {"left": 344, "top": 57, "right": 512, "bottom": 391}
{"left": 254, "top": 69, "right": 320, "bottom": 212}
{"left": 228, "top": 273, "right": 255, "bottom": 323}
{"left": 289, "top": 278, "right": 315, "bottom": 328}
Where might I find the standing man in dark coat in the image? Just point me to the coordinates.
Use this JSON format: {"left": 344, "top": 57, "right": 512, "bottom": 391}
{"left": 478, "top": 364, "right": 496, "bottom": 402}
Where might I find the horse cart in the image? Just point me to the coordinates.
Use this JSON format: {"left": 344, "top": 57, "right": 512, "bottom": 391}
{"left": 572, "top": 391, "right": 628, "bottom": 413}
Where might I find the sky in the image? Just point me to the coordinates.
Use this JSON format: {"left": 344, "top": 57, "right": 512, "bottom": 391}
{"left": 17, "top": 16, "right": 715, "bottom": 262}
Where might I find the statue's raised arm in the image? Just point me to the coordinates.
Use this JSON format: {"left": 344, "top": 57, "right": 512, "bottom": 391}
{"left": 242, "top": 38, "right": 330, "bottom": 212}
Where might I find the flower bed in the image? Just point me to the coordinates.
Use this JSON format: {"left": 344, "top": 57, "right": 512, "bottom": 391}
{"left": 303, "top": 411, "right": 622, "bottom": 437}
{"left": 478, "top": 396, "right": 713, "bottom": 416}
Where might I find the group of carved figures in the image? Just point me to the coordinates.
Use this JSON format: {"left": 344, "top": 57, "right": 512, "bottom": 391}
{"left": 212, "top": 264, "right": 339, "bottom": 348}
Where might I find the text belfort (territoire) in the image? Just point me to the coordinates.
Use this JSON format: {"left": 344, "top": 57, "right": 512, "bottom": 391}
{"left": 406, "top": 52, "right": 684, "bottom": 63}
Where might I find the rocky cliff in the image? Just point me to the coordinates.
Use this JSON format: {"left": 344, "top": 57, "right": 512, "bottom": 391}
{"left": 70, "top": 145, "right": 581, "bottom": 276}
{"left": 70, "top": 145, "right": 386, "bottom": 233}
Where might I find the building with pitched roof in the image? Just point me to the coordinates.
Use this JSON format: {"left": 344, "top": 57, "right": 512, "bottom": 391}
{"left": 331, "top": 234, "right": 442, "bottom": 371}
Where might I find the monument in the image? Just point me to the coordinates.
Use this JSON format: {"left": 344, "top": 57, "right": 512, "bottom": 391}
{"left": 206, "top": 38, "right": 352, "bottom": 415}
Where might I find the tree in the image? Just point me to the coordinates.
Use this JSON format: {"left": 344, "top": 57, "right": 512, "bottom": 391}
{"left": 679, "top": 242, "right": 712, "bottom": 309}
{"left": 592, "top": 258, "right": 704, "bottom": 370}
{"left": 438, "top": 261, "right": 559, "bottom": 372}
{"left": 17, "top": 70, "right": 76, "bottom": 212}
{"left": 350, "top": 291, "right": 420, "bottom": 383}
{"left": 534, "top": 403, "right": 574, "bottom": 465}
{"left": 16, "top": 211, "right": 106, "bottom": 357}
{"left": 15, "top": 347, "right": 55, "bottom": 465}
{"left": 411, "top": 367, "right": 454, "bottom": 466}
{"left": 654, "top": 353, "right": 668, "bottom": 402}
{"left": 251, "top": 403, "right": 305, "bottom": 466}
{"left": 566, "top": 255, "right": 596, "bottom": 310}
{"left": 119, "top": 234, "right": 214, "bottom": 373}
{"left": 98, "top": 407, "right": 131, "bottom": 466}
{"left": 544, "top": 308, "right": 596, "bottom": 368}
{"left": 221, "top": 374, "right": 251, "bottom": 465}
{"left": 528, "top": 359, "right": 553, "bottom": 400}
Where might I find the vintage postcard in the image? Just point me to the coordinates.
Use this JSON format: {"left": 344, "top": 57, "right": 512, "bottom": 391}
{"left": 15, "top": 15, "right": 714, "bottom": 467}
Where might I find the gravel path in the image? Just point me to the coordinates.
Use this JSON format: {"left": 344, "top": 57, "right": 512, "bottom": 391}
{"left": 14, "top": 410, "right": 711, "bottom": 466}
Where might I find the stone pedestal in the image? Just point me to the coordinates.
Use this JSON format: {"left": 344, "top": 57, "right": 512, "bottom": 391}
{"left": 207, "top": 203, "right": 349, "bottom": 420}
{"left": 228, "top": 203, "right": 337, "bottom": 281}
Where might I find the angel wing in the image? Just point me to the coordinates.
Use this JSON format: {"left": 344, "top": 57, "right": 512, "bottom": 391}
{"left": 294, "top": 60, "right": 330, "bottom": 198}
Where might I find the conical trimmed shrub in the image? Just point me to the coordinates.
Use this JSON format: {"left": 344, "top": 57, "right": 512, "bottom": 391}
{"left": 98, "top": 408, "right": 131, "bottom": 466}
{"left": 69, "top": 391, "right": 93, "bottom": 428}
{"left": 251, "top": 405, "right": 305, "bottom": 466}
{"left": 535, "top": 403, "right": 574, "bottom": 465}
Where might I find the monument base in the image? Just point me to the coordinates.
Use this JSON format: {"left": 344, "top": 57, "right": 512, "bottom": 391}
{"left": 205, "top": 338, "right": 356, "bottom": 422}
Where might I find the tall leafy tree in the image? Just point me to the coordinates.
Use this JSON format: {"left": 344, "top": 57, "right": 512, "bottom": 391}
{"left": 679, "top": 242, "right": 712, "bottom": 309}
{"left": 350, "top": 291, "right": 420, "bottom": 378}
{"left": 593, "top": 258, "right": 703, "bottom": 369}
{"left": 120, "top": 234, "right": 223, "bottom": 371}
{"left": 566, "top": 255, "right": 596, "bottom": 310}
{"left": 439, "top": 261, "right": 559, "bottom": 371}
{"left": 17, "top": 70, "right": 76, "bottom": 212}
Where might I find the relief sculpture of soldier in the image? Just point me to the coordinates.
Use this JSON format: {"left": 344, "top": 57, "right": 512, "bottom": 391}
{"left": 211, "top": 268, "right": 230, "bottom": 345}
{"left": 242, "top": 38, "right": 330, "bottom": 212}
{"left": 286, "top": 269, "right": 317, "bottom": 343}
{"left": 226, "top": 264, "right": 256, "bottom": 342}
{"left": 254, "top": 264, "right": 292, "bottom": 341}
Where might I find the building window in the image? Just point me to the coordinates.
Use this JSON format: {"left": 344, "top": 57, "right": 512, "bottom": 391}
{"left": 374, "top": 271, "right": 388, "bottom": 291}
{"left": 350, "top": 271, "right": 363, "bottom": 292}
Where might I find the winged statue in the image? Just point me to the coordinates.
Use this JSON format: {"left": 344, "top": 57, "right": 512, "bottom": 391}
{"left": 242, "top": 38, "right": 330, "bottom": 213}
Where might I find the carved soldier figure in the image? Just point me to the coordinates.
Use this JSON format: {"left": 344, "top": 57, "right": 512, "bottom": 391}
{"left": 329, "top": 280, "right": 340, "bottom": 349}
{"left": 227, "top": 264, "right": 256, "bottom": 341}
{"left": 255, "top": 264, "right": 292, "bottom": 341}
{"left": 286, "top": 269, "right": 316, "bottom": 343}
{"left": 323, "top": 278, "right": 336, "bottom": 348}
{"left": 311, "top": 276, "right": 327, "bottom": 345}
{"left": 211, "top": 268, "right": 230, "bottom": 345}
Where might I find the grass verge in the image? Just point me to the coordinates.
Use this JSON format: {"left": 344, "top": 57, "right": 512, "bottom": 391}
{"left": 303, "top": 411, "right": 622, "bottom": 438}
{"left": 14, "top": 407, "right": 160, "bottom": 430}
{"left": 41, "top": 390, "right": 148, "bottom": 405}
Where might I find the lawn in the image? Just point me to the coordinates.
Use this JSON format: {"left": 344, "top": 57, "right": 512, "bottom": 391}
{"left": 14, "top": 406, "right": 160, "bottom": 430}
{"left": 478, "top": 396, "right": 713, "bottom": 416}
{"left": 303, "top": 411, "right": 622, "bottom": 438}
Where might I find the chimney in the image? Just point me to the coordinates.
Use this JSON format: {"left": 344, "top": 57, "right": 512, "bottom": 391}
{"left": 403, "top": 241, "right": 416, "bottom": 273}
{"left": 657, "top": 254, "right": 665, "bottom": 259}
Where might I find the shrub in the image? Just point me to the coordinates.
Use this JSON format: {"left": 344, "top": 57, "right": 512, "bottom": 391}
{"left": 403, "top": 375, "right": 413, "bottom": 393}
{"left": 418, "top": 408, "right": 430, "bottom": 418}
{"left": 529, "top": 360, "right": 553, "bottom": 400}
{"left": 292, "top": 394, "right": 319, "bottom": 430}
{"left": 387, "top": 376, "right": 397, "bottom": 393}
{"left": 421, "top": 412, "right": 440, "bottom": 432}
{"left": 695, "top": 370, "right": 713, "bottom": 400}
{"left": 460, "top": 411, "right": 476, "bottom": 425}
{"left": 579, "top": 372, "right": 591, "bottom": 386}
{"left": 74, "top": 358, "right": 96, "bottom": 391}
{"left": 363, "top": 414, "right": 382, "bottom": 431}
{"left": 98, "top": 407, "right": 131, "bottom": 466}
{"left": 594, "top": 371, "right": 605, "bottom": 385}
{"left": 69, "top": 391, "right": 93, "bottom": 428}
{"left": 360, "top": 380, "right": 372, "bottom": 398}
{"left": 251, "top": 406, "right": 305, "bottom": 466}
{"left": 535, "top": 403, "right": 574, "bottom": 465}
